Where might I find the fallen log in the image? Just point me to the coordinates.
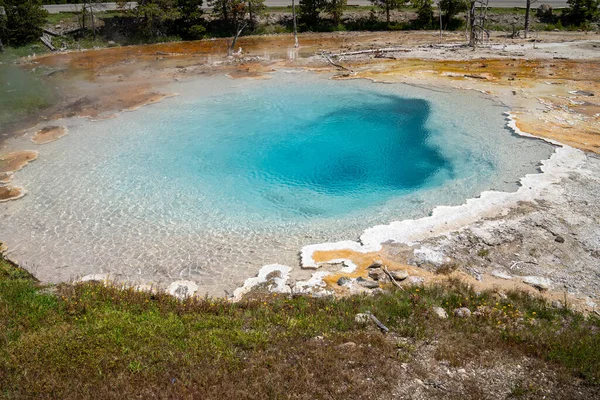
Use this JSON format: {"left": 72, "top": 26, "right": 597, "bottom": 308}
{"left": 40, "top": 35, "right": 56, "bottom": 51}
{"left": 323, "top": 54, "right": 353, "bottom": 73}
{"left": 330, "top": 47, "right": 411, "bottom": 57}
{"left": 382, "top": 266, "right": 402, "bottom": 289}
{"left": 369, "top": 313, "right": 389, "bottom": 334}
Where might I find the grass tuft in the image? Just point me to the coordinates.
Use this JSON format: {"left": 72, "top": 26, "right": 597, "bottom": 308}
{"left": 1, "top": 255, "right": 599, "bottom": 398}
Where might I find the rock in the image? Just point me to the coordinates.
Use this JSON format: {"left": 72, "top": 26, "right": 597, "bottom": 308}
{"left": 432, "top": 306, "right": 448, "bottom": 319}
{"left": 537, "top": 4, "right": 553, "bottom": 19}
{"left": 78, "top": 274, "right": 110, "bottom": 284}
{"left": 368, "top": 260, "right": 383, "bottom": 268}
{"left": 492, "top": 270, "right": 512, "bottom": 280}
{"left": 167, "top": 280, "right": 199, "bottom": 300}
{"left": 522, "top": 276, "right": 552, "bottom": 291}
{"left": 585, "top": 298, "right": 597, "bottom": 309}
{"left": 108, "top": 40, "right": 116, "bottom": 45}
{"left": 368, "top": 269, "right": 384, "bottom": 281}
{"left": 551, "top": 300, "right": 563, "bottom": 309}
{"left": 357, "top": 277, "right": 379, "bottom": 289}
{"left": 555, "top": 235, "right": 565, "bottom": 243}
{"left": 406, "top": 276, "right": 424, "bottom": 286}
{"left": 453, "top": 307, "right": 472, "bottom": 318}
{"left": 337, "top": 341, "right": 357, "bottom": 349}
{"left": 571, "top": 90, "right": 594, "bottom": 97}
{"left": 355, "top": 313, "right": 371, "bottom": 324}
{"left": 337, "top": 276, "right": 351, "bottom": 286}
{"left": 390, "top": 270, "right": 409, "bottom": 281}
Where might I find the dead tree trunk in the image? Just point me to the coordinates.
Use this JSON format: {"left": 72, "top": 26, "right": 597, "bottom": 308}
{"left": 468, "top": 1, "right": 476, "bottom": 47}
{"left": 524, "top": 0, "right": 531, "bottom": 38}
{"left": 228, "top": 22, "right": 248, "bottom": 56}
{"left": 524, "top": 0, "right": 537, "bottom": 39}
{"left": 438, "top": 1, "right": 443, "bottom": 43}
{"left": 0, "top": 38, "right": 4, "bottom": 53}
{"left": 292, "top": 0, "right": 299, "bottom": 48}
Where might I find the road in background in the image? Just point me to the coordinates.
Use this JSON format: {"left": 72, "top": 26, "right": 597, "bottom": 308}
{"left": 43, "top": 0, "right": 569, "bottom": 14}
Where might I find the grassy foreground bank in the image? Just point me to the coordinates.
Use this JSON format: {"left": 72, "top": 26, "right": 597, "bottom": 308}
{"left": 1, "top": 255, "right": 599, "bottom": 399}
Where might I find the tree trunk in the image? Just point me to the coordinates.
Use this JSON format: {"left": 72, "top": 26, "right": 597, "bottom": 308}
{"left": 0, "top": 38, "right": 4, "bottom": 53}
{"left": 524, "top": 0, "right": 531, "bottom": 39}
{"left": 248, "top": 2, "right": 254, "bottom": 31}
{"left": 469, "top": 1, "right": 476, "bottom": 47}
{"left": 438, "top": 2, "right": 442, "bottom": 42}
{"left": 82, "top": 0, "right": 87, "bottom": 30}
{"left": 386, "top": 4, "right": 390, "bottom": 25}
{"left": 228, "top": 22, "right": 247, "bottom": 56}
{"left": 91, "top": 3, "right": 96, "bottom": 40}
{"left": 292, "top": 0, "right": 299, "bottom": 48}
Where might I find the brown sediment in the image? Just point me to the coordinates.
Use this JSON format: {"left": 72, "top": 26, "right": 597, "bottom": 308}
{"left": 311, "top": 248, "right": 593, "bottom": 312}
{"left": 0, "top": 185, "right": 25, "bottom": 202}
{"left": 31, "top": 126, "right": 68, "bottom": 145}
{"left": 123, "top": 92, "right": 179, "bottom": 112}
{"left": 4, "top": 31, "right": 596, "bottom": 153}
{"left": 346, "top": 58, "right": 600, "bottom": 154}
{"left": 0, "top": 151, "right": 38, "bottom": 174}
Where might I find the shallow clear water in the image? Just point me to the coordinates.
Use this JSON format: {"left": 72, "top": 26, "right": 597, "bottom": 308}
{"left": 0, "top": 72, "right": 555, "bottom": 295}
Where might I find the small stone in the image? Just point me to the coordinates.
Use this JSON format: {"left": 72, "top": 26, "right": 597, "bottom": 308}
{"left": 390, "top": 270, "right": 409, "bottom": 281}
{"left": 555, "top": 235, "right": 565, "bottom": 243}
{"left": 492, "top": 270, "right": 512, "bottom": 280}
{"left": 337, "top": 341, "right": 356, "bottom": 349}
{"left": 167, "top": 280, "right": 199, "bottom": 300}
{"left": 522, "top": 276, "right": 552, "bottom": 291}
{"left": 432, "top": 306, "right": 448, "bottom": 319}
{"left": 457, "top": 368, "right": 467, "bottom": 374}
{"left": 357, "top": 278, "right": 379, "bottom": 289}
{"left": 355, "top": 313, "right": 371, "bottom": 324}
{"left": 453, "top": 307, "right": 472, "bottom": 318}
{"left": 585, "top": 298, "right": 597, "bottom": 309}
{"left": 337, "top": 276, "right": 351, "bottom": 286}
{"left": 551, "top": 300, "right": 563, "bottom": 309}
{"left": 368, "top": 269, "right": 384, "bottom": 280}
{"left": 368, "top": 260, "right": 383, "bottom": 268}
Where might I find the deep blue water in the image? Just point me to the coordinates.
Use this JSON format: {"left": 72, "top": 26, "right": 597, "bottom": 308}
{"left": 139, "top": 81, "right": 451, "bottom": 219}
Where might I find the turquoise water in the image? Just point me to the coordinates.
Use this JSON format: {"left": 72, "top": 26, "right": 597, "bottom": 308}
{"left": 144, "top": 84, "right": 449, "bottom": 219}
{"left": 0, "top": 72, "right": 555, "bottom": 294}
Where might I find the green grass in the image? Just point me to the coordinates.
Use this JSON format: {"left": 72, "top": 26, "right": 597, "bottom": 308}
{"left": 1, "top": 255, "right": 599, "bottom": 398}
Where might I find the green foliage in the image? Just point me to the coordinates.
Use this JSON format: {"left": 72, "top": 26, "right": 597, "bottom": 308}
{"left": 411, "top": 0, "right": 434, "bottom": 28}
{"left": 439, "top": 0, "right": 468, "bottom": 24}
{"left": 370, "top": 0, "right": 402, "bottom": 24}
{"left": 176, "top": 0, "right": 206, "bottom": 39}
{"left": 133, "top": 0, "right": 180, "bottom": 37}
{"left": 0, "top": 0, "right": 48, "bottom": 46}
{"left": 299, "top": 0, "right": 326, "bottom": 28}
{"left": 324, "top": 0, "right": 347, "bottom": 25}
{"left": 563, "top": 0, "right": 600, "bottom": 26}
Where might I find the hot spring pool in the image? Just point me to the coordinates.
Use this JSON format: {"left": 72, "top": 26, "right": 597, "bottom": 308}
{"left": 0, "top": 71, "right": 555, "bottom": 295}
